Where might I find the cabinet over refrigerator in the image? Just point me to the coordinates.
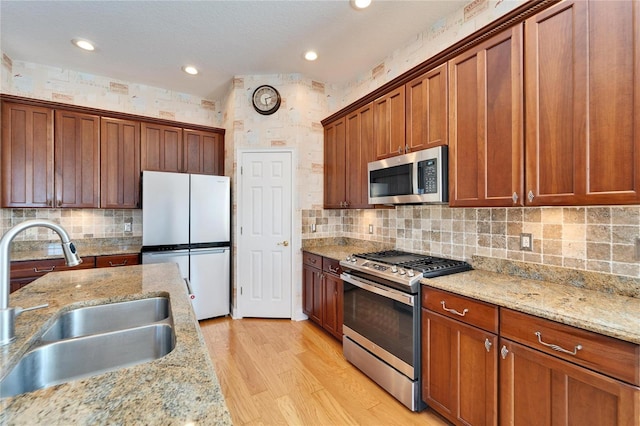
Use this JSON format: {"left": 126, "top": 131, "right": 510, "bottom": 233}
{"left": 141, "top": 171, "right": 231, "bottom": 320}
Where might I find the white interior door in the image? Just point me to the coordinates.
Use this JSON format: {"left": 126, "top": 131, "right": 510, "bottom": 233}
{"left": 239, "top": 150, "right": 292, "bottom": 318}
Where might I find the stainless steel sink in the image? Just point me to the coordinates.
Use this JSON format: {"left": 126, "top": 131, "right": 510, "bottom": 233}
{"left": 0, "top": 323, "right": 175, "bottom": 398}
{"left": 0, "top": 296, "right": 176, "bottom": 399}
{"left": 40, "top": 297, "right": 171, "bottom": 341}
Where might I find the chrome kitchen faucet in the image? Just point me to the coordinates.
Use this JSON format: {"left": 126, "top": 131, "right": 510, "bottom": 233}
{"left": 0, "top": 220, "right": 82, "bottom": 346}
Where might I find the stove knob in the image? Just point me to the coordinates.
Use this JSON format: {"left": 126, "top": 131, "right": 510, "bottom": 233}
{"left": 407, "top": 269, "right": 415, "bottom": 277}
{"left": 351, "top": 256, "right": 357, "bottom": 263}
{"left": 345, "top": 256, "right": 351, "bottom": 262}
{"left": 391, "top": 265, "right": 398, "bottom": 273}
{"left": 399, "top": 268, "right": 406, "bottom": 275}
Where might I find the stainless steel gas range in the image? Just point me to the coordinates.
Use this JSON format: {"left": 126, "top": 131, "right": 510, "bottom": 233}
{"left": 340, "top": 250, "right": 471, "bottom": 411}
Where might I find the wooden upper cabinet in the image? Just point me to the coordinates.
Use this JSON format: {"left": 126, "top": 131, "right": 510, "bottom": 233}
{"left": 54, "top": 110, "right": 100, "bottom": 208}
{"left": 323, "top": 117, "right": 347, "bottom": 208}
{"left": 183, "top": 129, "right": 224, "bottom": 175}
{"left": 525, "top": 0, "right": 640, "bottom": 205}
{"left": 406, "top": 63, "right": 448, "bottom": 152}
{"left": 345, "top": 103, "right": 374, "bottom": 209}
{"left": 1, "top": 102, "right": 54, "bottom": 208}
{"left": 449, "top": 25, "right": 524, "bottom": 207}
{"left": 141, "top": 122, "right": 183, "bottom": 173}
{"left": 374, "top": 86, "right": 406, "bottom": 159}
{"left": 100, "top": 117, "right": 141, "bottom": 208}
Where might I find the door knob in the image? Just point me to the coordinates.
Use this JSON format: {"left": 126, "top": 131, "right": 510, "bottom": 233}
{"left": 277, "top": 240, "right": 289, "bottom": 247}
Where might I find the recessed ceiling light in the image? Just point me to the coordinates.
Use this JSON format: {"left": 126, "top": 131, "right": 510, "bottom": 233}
{"left": 351, "top": 0, "right": 372, "bottom": 10}
{"left": 304, "top": 51, "right": 318, "bottom": 61}
{"left": 182, "top": 66, "right": 199, "bottom": 75}
{"left": 72, "top": 39, "right": 95, "bottom": 51}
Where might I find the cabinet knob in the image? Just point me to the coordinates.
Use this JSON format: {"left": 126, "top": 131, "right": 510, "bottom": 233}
{"left": 528, "top": 190, "right": 535, "bottom": 202}
{"left": 398, "top": 146, "right": 403, "bottom": 154}
{"left": 512, "top": 192, "right": 519, "bottom": 203}
{"left": 501, "top": 345, "right": 509, "bottom": 359}
{"left": 484, "top": 338, "right": 492, "bottom": 352}
{"left": 405, "top": 145, "right": 410, "bottom": 153}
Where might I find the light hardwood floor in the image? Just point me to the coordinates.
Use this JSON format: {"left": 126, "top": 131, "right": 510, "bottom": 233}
{"left": 200, "top": 317, "right": 449, "bottom": 425}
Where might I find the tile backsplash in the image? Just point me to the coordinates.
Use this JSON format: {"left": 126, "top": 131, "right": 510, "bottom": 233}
{"left": 1, "top": 209, "right": 142, "bottom": 241}
{"left": 302, "top": 205, "right": 640, "bottom": 278}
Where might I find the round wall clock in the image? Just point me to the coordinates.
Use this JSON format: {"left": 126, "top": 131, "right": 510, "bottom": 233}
{"left": 252, "top": 85, "right": 281, "bottom": 115}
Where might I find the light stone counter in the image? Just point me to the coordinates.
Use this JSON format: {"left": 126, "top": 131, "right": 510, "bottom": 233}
{"left": 424, "top": 270, "right": 640, "bottom": 345}
{"left": 0, "top": 263, "right": 232, "bottom": 425}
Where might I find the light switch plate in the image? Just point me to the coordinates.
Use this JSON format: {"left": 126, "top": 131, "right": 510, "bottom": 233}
{"left": 124, "top": 222, "right": 132, "bottom": 232}
{"left": 368, "top": 224, "right": 374, "bottom": 234}
{"left": 635, "top": 237, "right": 640, "bottom": 261}
{"left": 311, "top": 223, "right": 316, "bottom": 233}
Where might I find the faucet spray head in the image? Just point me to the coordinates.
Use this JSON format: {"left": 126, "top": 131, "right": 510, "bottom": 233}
{"left": 61, "top": 242, "right": 82, "bottom": 267}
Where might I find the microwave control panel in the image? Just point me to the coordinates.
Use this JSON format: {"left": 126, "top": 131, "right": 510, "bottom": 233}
{"left": 419, "top": 159, "right": 438, "bottom": 194}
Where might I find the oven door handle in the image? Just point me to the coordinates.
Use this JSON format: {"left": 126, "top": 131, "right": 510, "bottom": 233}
{"left": 341, "top": 273, "right": 414, "bottom": 306}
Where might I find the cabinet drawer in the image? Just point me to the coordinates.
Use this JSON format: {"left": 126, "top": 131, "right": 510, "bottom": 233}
{"left": 96, "top": 253, "right": 140, "bottom": 268}
{"left": 10, "top": 257, "right": 95, "bottom": 279}
{"left": 501, "top": 308, "right": 640, "bottom": 386}
{"left": 322, "top": 257, "right": 342, "bottom": 275}
{"left": 303, "top": 252, "right": 322, "bottom": 268}
{"left": 422, "top": 287, "right": 499, "bottom": 333}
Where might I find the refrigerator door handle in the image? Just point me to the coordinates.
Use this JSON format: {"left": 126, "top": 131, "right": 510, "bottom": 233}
{"left": 185, "top": 278, "right": 195, "bottom": 300}
{"left": 190, "top": 248, "right": 229, "bottom": 255}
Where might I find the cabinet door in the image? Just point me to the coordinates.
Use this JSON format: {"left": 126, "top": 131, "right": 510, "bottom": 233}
{"left": 525, "top": 0, "right": 640, "bottom": 205}
{"left": 374, "top": 86, "right": 406, "bottom": 159}
{"left": 323, "top": 272, "right": 343, "bottom": 340}
{"left": 54, "top": 111, "right": 100, "bottom": 208}
{"left": 500, "top": 338, "right": 640, "bottom": 426}
{"left": 449, "top": 25, "right": 524, "bottom": 207}
{"left": 323, "top": 117, "right": 346, "bottom": 208}
{"left": 345, "top": 103, "right": 374, "bottom": 209}
{"left": 406, "top": 63, "right": 448, "bottom": 152}
{"left": 183, "top": 129, "right": 224, "bottom": 175}
{"left": 100, "top": 117, "right": 141, "bottom": 208}
{"left": 1, "top": 102, "right": 54, "bottom": 208}
{"left": 141, "top": 122, "right": 183, "bottom": 173}
{"left": 302, "top": 263, "right": 322, "bottom": 324}
{"left": 422, "top": 309, "right": 498, "bottom": 426}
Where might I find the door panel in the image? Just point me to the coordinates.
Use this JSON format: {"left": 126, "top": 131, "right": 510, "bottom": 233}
{"left": 240, "top": 151, "right": 293, "bottom": 318}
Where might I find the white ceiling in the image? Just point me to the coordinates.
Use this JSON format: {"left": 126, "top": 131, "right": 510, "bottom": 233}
{"left": 1, "top": 0, "right": 467, "bottom": 101}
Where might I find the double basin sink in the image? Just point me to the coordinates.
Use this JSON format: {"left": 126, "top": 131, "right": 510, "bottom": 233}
{"left": 0, "top": 296, "right": 176, "bottom": 398}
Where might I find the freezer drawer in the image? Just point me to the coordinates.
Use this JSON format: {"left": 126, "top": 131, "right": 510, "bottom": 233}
{"left": 190, "top": 247, "right": 230, "bottom": 320}
{"left": 141, "top": 250, "right": 189, "bottom": 280}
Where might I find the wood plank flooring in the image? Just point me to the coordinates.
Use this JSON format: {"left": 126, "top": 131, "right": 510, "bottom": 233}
{"left": 200, "top": 317, "right": 449, "bottom": 426}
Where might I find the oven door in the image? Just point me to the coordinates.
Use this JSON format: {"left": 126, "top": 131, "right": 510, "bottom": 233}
{"left": 341, "top": 271, "right": 418, "bottom": 379}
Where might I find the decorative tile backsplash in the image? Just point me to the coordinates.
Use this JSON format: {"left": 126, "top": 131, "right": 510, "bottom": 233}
{"left": 0, "top": 209, "right": 142, "bottom": 241}
{"left": 302, "top": 205, "right": 640, "bottom": 278}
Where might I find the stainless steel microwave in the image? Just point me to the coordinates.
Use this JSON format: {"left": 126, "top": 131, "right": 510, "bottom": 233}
{"left": 368, "top": 146, "right": 448, "bottom": 205}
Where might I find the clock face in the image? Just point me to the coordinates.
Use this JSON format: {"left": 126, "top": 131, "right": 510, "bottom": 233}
{"left": 252, "top": 85, "right": 281, "bottom": 115}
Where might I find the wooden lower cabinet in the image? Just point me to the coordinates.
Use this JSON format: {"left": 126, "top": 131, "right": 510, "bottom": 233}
{"left": 302, "top": 252, "right": 343, "bottom": 341}
{"left": 10, "top": 256, "right": 95, "bottom": 293}
{"left": 499, "top": 338, "right": 640, "bottom": 426}
{"left": 421, "top": 308, "right": 498, "bottom": 426}
{"left": 10, "top": 253, "right": 140, "bottom": 293}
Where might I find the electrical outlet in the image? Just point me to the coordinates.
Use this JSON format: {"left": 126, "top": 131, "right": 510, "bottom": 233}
{"left": 124, "top": 222, "right": 132, "bottom": 232}
{"left": 311, "top": 223, "right": 316, "bottom": 233}
{"left": 369, "top": 224, "right": 374, "bottom": 234}
{"left": 635, "top": 237, "right": 640, "bottom": 261}
{"left": 520, "top": 233, "right": 532, "bottom": 251}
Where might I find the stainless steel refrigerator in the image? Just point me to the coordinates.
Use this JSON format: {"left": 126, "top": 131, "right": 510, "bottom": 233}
{"left": 141, "top": 171, "right": 230, "bottom": 320}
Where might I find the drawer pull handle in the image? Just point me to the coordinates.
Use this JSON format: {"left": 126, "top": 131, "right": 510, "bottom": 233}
{"left": 33, "top": 266, "right": 56, "bottom": 273}
{"left": 328, "top": 265, "right": 339, "bottom": 273}
{"left": 535, "top": 331, "right": 583, "bottom": 356}
{"left": 108, "top": 260, "right": 128, "bottom": 267}
{"left": 309, "top": 258, "right": 317, "bottom": 264}
{"left": 441, "top": 301, "right": 468, "bottom": 317}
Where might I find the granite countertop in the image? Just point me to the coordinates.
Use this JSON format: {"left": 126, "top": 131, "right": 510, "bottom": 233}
{"left": 10, "top": 237, "right": 142, "bottom": 261}
{"left": 424, "top": 270, "right": 640, "bottom": 345}
{"left": 0, "top": 263, "right": 232, "bottom": 425}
